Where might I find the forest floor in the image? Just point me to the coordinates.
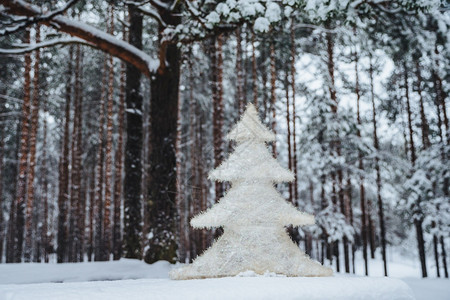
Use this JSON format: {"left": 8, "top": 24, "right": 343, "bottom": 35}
{"left": 0, "top": 253, "right": 448, "bottom": 300}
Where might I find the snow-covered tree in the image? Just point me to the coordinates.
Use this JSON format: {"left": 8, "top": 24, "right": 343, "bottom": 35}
{"left": 170, "top": 104, "right": 332, "bottom": 279}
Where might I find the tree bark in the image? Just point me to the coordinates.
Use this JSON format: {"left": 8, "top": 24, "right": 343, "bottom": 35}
{"left": 57, "top": 46, "right": 73, "bottom": 263}
{"left": 94, "top": 60, "right": 107, "bottom": 261}
{"left": 41, "top": 100, "right": 49, "bottom": 263}
{"left": 123, "top": 4, "right": 143, "bottom": 259}
{"left": 24, "top": 25, "right": 40, "bottom": 262}
{"left": 14, "top": 28, "right": 32, "bottom": 262}
{"left": 103, "top": 6, "right": 115, "bottom": 260}
{"left": 145, "top": 3, "right": 181, "bottom": 263}
{"left": 113, "top": 57, "right": 126, "bottom": 261}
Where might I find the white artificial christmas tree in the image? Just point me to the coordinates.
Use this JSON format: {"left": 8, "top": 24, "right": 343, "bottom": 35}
{"left": 170, "top": 104, "right": 332, "bottom": 280}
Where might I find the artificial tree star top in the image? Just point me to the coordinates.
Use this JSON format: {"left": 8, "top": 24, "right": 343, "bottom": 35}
{"left": 170, "top": 103, "right": 332, "bottom": 280}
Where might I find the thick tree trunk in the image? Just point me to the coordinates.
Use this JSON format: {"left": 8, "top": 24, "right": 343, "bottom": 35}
{"left": 123, "top": 5, "right": 143, "bottom": 259}
{"left": 145, "top": 5, "right": 181, "bottom": 263}
{"left": 24, "top": 25, "right": 40, "bottom": 262}
{"left": 13, "top": 28, "right": 32, "bottom": 263}
{"left": 370, "top": 58, "right": 387, "bottom": 276}
{"left": 57, "top": 46, "right": 73, "bottom": 263}
{"left": 355, "top": 50, "right": 368, "bottom": 275}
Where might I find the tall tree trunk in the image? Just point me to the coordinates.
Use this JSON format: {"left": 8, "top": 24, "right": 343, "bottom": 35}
{"left": 212, "top": 34, "right": 224, "bottom": 204}
{"left": 14, "top": 28, "right": 32, "bottom": 262}
{"left": 123, "top": 4, "right": 143, "bottom": 259}
{"left": 41, "top": 100, "right": 49, "bottom": 263}
{"left": 285, "top": 71, "right": 293, "bottom": 205}
{"left": 113, "top": 57, "right": 126, "bottom": 261}
{"left": 404, "top": 61, "right": 427, "bottom": 278}
{"left": 103, "top": 6, "right": 115, "bottom": 261}
{"left": 94, "top": 60, "right": 107, "bottom": 261}
{"left": 73, "top": 45, "right": 84, "bottom": 262}
{"left": 370, "top": 57, "right": 387, "bottom": 276}
{"left": 24, "top": 25, "right": 41, "bottom": 262}
{"left": 355, "top": 49, "right": 368, "bottom": 275}
{"left": 270, "top": 40, "right": 277, "bottom": 157}
{"left": 57, "top": 46, "right": 73, "bottom": 263}
{"left": 145, "top": 4, "right": 181, "bottom": 263}
{"left": 290, "top": 20, "right": 299, "bottom": 206}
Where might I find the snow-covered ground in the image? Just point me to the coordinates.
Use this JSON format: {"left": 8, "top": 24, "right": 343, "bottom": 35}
{"left": 0, "top": 255, "right": 448, "bottom": 300}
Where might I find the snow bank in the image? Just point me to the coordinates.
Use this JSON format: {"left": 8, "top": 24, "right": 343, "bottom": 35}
{"left": 0, "top": 276, "right": 414, "bottom": 300}
{"left": 0, "top": 259, "right": 170, "bottom": 284}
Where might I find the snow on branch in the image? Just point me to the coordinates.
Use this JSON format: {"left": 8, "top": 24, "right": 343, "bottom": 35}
{"left": 0, "top": 37, "right": 93, "bottom": 55}
{"left": 2, "top": 0, "right": 160, "bottom": 76}
{"left": 136, "top": 6, "right": 167, "bottom": 27}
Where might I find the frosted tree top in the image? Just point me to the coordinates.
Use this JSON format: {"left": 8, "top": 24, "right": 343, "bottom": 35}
{"left": 210, "top": 104, "right": 294, "bottom": 183}
{"left": 226, "top": 104, "right": 275, "bottom": 143}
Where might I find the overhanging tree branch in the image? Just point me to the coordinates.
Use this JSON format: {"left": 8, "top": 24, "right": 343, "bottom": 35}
{"left": 2, "top": 0, "right": 159, "bottom": 77}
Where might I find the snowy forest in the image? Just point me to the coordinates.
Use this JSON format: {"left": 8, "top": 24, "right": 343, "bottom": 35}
{"left": 0, "top": 0, "right": 449, "bottom": 285}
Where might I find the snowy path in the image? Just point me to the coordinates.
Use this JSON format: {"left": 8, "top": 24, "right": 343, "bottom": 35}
{"left": 0, "top": 259, "right": 448, "bottom": 300}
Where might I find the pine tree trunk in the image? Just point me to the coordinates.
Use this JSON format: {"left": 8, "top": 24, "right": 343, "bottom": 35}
{"left": 123, "top": 4, "right": 143, "bottom": 259}
{"left": 24, "top": 25, "right": 41, "bottom": 262}
{"left": 370, "top": 58, "right": 387, "bottom": 276}
{"left": 145, "top": 4, "right": 181, "bottom": 263}
{"left": 212, "top": 34, "right": 224, "bottom": 203}
{"left": 355, "top": 50, "right": 368, "bottom": 275}
{"left": 13, "top": 28, "right": 32, "bottom": 262}
{"left": 404, "top": 62, "right": 427, "bottom": 278}
{"left": 88, "top": 169, "right": 95, "bottom": 262}
{"left": 290, "top": 20, "right": 299, "bottom": 206}
{"left": 94, "top": 60, "right": 107, "bottom": 261}
{"left": 103, "top": 7, "right": 115, "bottom": 260}
{"left": 113, "top": 58, "right": 126, "bottom": 261}
{"left": 284, "top": 71, "right": 293, "bottom": 205}
{"left": 57, "top": 46, "right": 73, "bottom": 263}
{"left": 270, "top": 40, "right": 277, "bottom": 157}
{"left": 41, "top": 101, "right": 49, "bottom": 263}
